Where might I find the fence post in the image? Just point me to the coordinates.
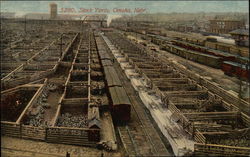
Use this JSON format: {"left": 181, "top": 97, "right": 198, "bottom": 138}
{"left": 20, "top": 124, "right": 22, "bottom": 138}
{"left": 192, "top": 123, "right": 195, "bottom": 138}
{"left": 45, "top": 127, "right": 47, "bottom": 141}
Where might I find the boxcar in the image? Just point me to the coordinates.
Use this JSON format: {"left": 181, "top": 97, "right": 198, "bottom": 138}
{"left": 103, "top": 66, "right": 122, "bottom": 87}
{"left": 222, "top": 61, "right": 233, "bottom": 76}
{"left": 208, "top": 49, "right": 236, "bottom": 62}
{"left": 109, "top": 86, "right": 131, "bottom": 122}
{"left": 173, "top": 47, "right": 222, "bottom": 69}
{"left": 222, "top": 61, "right": 250, "bottom": 80}
{"left": 195, "top": 52, "right": 222, "bottom": 68}
{"left": 99, "top": 49, "right": 111, "bottom": 60}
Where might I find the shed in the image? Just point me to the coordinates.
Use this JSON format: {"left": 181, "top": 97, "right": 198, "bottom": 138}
{"left": 89, "top": 118, "right": 101, "bottom": 129}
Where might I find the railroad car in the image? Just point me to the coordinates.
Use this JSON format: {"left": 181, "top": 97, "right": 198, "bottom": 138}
{"left": 159, "top": 42, "right": 172, "bottom": 51}
{"left": 234, "top": 56, "right": 249, "bottom": 65}
{"left": 101, "top": 59, "right": 113, "bottom": 67}
{"left": 99, "top": 50, "right": 111, "bottom": 61}
{"left": 109, "top": 86, "right": 131, "bottom": 122}
{"left": 172, "top": 39, "right": 241, "bottom": 63}
{"left": 169, "top": 44, "right": 222, "bottom": 68}
{"left": 207, "top": 49, "right": 236, "bottom": 62}
{"left": 222, "top": 61, "right": 250, "bottom": 80}
{"left": 150, "top": 34, "right": 248, "bottom": 79}
{"left": 221, "top": 61, "right": 233, "bottom": 76}
{"left": 103, "top": 66, "right": 122, "bottom": 87}
{"left": 190, "top": 51, "right": 222, "bottom": 68}
{"left": 100, "top": 58, "right": 131, "bottom": 122}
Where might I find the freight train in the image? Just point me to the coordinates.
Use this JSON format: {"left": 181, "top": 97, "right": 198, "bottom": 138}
{"left": 98, "top": 45, "right": 131, "bottom": 123}
{"left": 127, "top": 27, "right": 248, "bottom": 57}
{"left": 149, "top": 34, "right": 250, "bottom": 80}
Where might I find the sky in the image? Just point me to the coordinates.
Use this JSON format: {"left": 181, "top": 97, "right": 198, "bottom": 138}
{"left": 1, "top": 1, "right": 249, "bottom": 15}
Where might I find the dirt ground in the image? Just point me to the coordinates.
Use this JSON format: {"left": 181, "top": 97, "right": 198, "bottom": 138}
{"left": 1, "top": 136, "right": 122, "bottom": 157}
{"left": 44, "top": 91, "right": 61, "bottom": 126}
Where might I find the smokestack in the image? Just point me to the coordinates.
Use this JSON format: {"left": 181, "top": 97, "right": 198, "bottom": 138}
{"left": 107, "top": 15, "right": 122, "bottom": 27}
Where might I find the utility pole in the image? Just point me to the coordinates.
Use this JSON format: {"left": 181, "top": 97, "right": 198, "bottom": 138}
{"left": 239, "top": 60, "right": 243, "bottom": 100}
{"left": 60, "top": 20, "right": 63, "bottom": 33}
{"left": 136, "top": 17, "right": 138, "bottom": 42}
{"left": 236, "top": 49, "right": 243, "bottom": 116}
{"left": 82, "top": 20, "right": 84, "bottom": 33}
{"left": 24, "top": 15, "right": 27, "bottom": 33}
{"left": 60, "top": 34, "right": 63, "bottom": 58}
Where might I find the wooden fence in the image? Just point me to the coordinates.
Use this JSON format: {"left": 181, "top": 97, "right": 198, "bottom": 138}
{"left": 168, "top": 102, "right": 196, "bottom": 138}
{"left": 1, "top": 121, "right": 99, "bottom": 146}
{"left": 194, "top": 143, "right": 250, "bottom": 156}
{"left": 1, "top": 121, "right": 21, "bottom": 138}
{"left": 173, "top": 62, "right": 250, "bottom": 115}
{"left": 21, "top": 125, "right": 46, "bottom": 140}
{"left": 194, "top": 129, "right": 206, "bottom": 144}
{"left": 241, "top": 112, "right": 250, "bottom": 127}
{"left": 46, "top": 127, "right": 98, "bottom": 146}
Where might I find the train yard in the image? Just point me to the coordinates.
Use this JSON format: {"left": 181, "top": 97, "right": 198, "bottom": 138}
{"left": 1, "top": 18, "right": 250, "bottom": 157}
{"left": 123, "top": 31, "right": 250, "bottom": 102}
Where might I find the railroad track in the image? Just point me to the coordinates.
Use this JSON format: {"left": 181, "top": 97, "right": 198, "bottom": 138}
{"left": 112, "top": 48, "right": 171, "bottom": 156}
{"left": 117, "top": 126, "right": 138, "bottom": 156}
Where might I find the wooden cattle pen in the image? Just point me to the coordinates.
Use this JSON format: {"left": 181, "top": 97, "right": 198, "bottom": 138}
{"left": 105, "top": 31, "right": 250, "bottom": 156}
{"left": 1, "top": 29, "right": 114, "bottom": 148}
{"left": 1, "top": 32, "right": 77, "bottom": 90}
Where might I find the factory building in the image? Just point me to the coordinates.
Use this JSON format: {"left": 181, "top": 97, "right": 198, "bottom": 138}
{"left": 49, "top": 3, "right": 57, "bottom": 19}
{"left": 209, "top": 19, "right": 245, "bottom": 34}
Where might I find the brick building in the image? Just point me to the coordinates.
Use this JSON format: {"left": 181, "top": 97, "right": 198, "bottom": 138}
{"left": 230, "top": 29, "right": 249, "bottom": 47}
{"left": 209, "top": 20, "right": 245, "bottom": 34}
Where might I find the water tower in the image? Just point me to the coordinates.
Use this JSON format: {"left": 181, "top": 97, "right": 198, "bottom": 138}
{"left": 50, "top": 3, "right": 57, "bottom": 19}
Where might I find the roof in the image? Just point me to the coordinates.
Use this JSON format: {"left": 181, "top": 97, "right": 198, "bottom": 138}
{"left": 172, "top": 38, "right": 239, "bottom": 58}
{"left": 50, "top": 2, "right": 57, "bottom": 6}
{"left": 238, "top": 56, "right": 249, "bottom": 62}
{"left": 185, "top": 49, "right": 221, "bottom": 59}
{"left": 88, "top": 118, "right": 101, "bottom": 129}
{"left": 229, "top": 29, "right": 249, "bottom": 36}
{"left": 155, "top": 35, "right": 172, "bottom": 41}
{"left": 104, "top": 66, "right": 122, "bottom": 87}
{"left": 208, "top": 49, "right": 235, "bottom": 57}
{"left": 109, "top": 87, "right": 131, "bottom": 105}
{"left": 84, "top": 14, "right": 107, "bottom": 21}
{"left": 25, "top": 13, "right": 50, "bottom": 20}
{"left": 223, "top": 61, "right": 248, "bottom": 69}
{"left": 101, "top": 60, "right": 113, "bottom": 66}
{"left": 99, "top": 51, "right": 111, "bottom": 60}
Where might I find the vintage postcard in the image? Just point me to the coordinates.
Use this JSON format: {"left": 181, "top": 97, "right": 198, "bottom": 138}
{"left": 1, "top": 1, "right": 249, "bottom": 156}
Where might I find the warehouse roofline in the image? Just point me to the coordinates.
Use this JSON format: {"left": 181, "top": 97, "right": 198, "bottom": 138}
{"left": 229, "top": 29, "right": 249, "bottom": 36}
